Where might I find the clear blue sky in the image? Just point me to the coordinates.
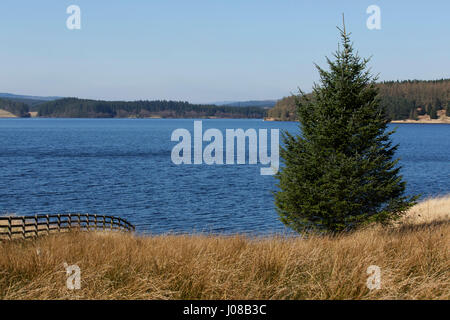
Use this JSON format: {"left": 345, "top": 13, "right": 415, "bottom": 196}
{"left": 0, "top": 0, "right": 449, "bottom": 103}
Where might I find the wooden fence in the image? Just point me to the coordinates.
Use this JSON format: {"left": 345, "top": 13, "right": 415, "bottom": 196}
{"left": 0, "top": 214, "right": 135, "bottom": 240}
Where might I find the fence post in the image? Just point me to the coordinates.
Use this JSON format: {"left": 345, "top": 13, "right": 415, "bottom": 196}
{"left": 94, "top": 214, "right": 97, "bottom": 231}
{"left": 21, "top": 216, "right": 25, "bottom": 239}
{"left": 102, "top": 215, "right": 106, "bottom": 231}
{"left": 46, "top": 214, "right": 50, "bottom": 235}
{"left": 57, "top": 214, "right": 61, "bottom": 232}
{"left": 35, "top": 214, "right": 38, "bottom": 237}
{"left": 77, "top": 213, "right": 81, "bottom": 230}
{"left": 8, "top": 216, "right": 12, "bottom": 240}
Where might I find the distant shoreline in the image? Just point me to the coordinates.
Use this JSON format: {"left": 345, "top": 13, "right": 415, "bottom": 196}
{"left": 264, "top": 117, "right": 450, "bottom": 124}
{"left": 0, "top": 110, "right": 262, "bottom": 120}
{"left": 2, "top": 109, "right": 450, "bottom": 124}
{"left": 0, "top": 109, "right": 17, "bottom": 118}
{"left": 391, "top": 119, "right": 450, "bottom": 124}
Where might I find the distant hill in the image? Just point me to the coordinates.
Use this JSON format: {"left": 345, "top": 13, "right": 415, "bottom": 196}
{"left": 213, "top": 100, "right": 277, "bottom": 108}
{"left": 0, "top": 98, "right": 31, "bottom": 117}
{"left": 0, "top": 93, "right": 61, "bottom": 101}
{"left": 36, "top": 98, "right": 267, "bottom": 119}
{"left": 267, "top": 79, "right": 450, "bottom": 121}
{"left": 4, "top": 79, "right": 449, "bottom": 120}
{"left": 0, "top": 93, "right": 61, "bottom": 110}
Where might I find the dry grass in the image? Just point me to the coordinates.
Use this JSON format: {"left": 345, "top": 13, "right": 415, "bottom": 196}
{"left": 399, "top": 195, "right": 450, "bottom": 225}
{"left": 0, "top": 109, "right": 17, "bottom": 118}
{"left": 0, "top": 197, "right": 449, "bottom": 300}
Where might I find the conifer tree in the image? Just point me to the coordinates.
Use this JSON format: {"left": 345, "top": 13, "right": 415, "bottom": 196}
{"left": 429, "top": 106, "right": 438, "bottom": 119}
{"left": 409, "top": 108, "right": 419, "bottom": 120}
{"left": 274, "top": 23, "right": 417, "bottom": 233}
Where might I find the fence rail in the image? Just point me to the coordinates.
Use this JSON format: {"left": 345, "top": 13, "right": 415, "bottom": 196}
{"left": 0, "top": 214, "right": 135, "bottom": 240}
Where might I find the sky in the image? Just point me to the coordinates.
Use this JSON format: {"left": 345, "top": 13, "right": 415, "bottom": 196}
{"left": 0, "top": 0, "right": 449, "bottom": 103}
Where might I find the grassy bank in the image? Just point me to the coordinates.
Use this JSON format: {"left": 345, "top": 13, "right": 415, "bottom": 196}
{"left": 0, "top": 109, "right": 17, "bottom": 118}
{"left": 0, "top": 196, "right": 449, "bottom": 300}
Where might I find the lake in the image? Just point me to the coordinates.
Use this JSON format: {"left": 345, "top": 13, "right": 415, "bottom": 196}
{"left": 0, "top": 119, "right": 449, "bottom": 235}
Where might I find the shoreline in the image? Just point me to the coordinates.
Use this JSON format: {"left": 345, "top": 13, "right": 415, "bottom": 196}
{"left": 264, "top": 117, "right": 450, "bottom": 124}
{"left": 0, "top": 109, "right": 17, "bottom": 118}
{"left": 391, "top": 119, "right": 450, "bottom": 124}
{"left": 2, "top": 110, "right": 450, "bottom": 123}
{"left": 1, "top": 115, "right": 264, "bottom": 120}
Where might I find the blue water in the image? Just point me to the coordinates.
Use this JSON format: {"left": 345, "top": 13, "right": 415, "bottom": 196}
{"left": 0, "top": 119, "right": 449, "bottom": 234}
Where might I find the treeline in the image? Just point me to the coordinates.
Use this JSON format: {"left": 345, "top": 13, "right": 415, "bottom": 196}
{"left": 37, "top": 98, "right": 267, "bottom": 119}
{"left": 266, "top": 95, "right": 299, "bottom": 121}
{"left": 268, "top": 79, "right": 450, "bottom": 121}
{"left": 0, "top": 98, "right": 30, "bottom": 117}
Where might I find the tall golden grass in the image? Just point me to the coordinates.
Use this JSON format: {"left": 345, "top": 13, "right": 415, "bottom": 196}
{"left": 400, "top": 195, "right": 450, "bottom": 225}
{"left": 0, "top": 196, "right": 449, "bottom": 300}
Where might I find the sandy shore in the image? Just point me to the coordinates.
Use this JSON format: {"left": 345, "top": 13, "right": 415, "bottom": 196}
{"left": 391, "top": 118, "right": 450, "bottom": 124}
{"left": 265, "top": 117, "right": 450, "bottom": 124}
{"left": 0, "top": 109, "right": 17, "bottom": 118}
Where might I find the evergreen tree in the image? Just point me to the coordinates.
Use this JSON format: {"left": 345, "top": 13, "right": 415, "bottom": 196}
{"left": 429, "top": 106, "right": 438, "bottom": 119}
{"left": 434, "top": 98, "right": 442, "bottom": 109}
{"left": 446, "top": 101, "right": 450, "bottom": 117}
{"left": 274, "top": 23, "right": 417, "bottom": 233}
{"left": 409, "top": 108, "right": 419, "bottom": 120}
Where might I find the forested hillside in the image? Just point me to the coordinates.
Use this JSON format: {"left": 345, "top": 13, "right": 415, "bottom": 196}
{"left": 37, "top": 98, "right": 267, "bottom": 118}
{"left": 0, "top": 98, "right": 30, "bottom": 117}
{"left": 3, "top": 79, "right": 449, "bottom": 120}
{"left": 268, "top": 79, "right": 450, "bottom": 121}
